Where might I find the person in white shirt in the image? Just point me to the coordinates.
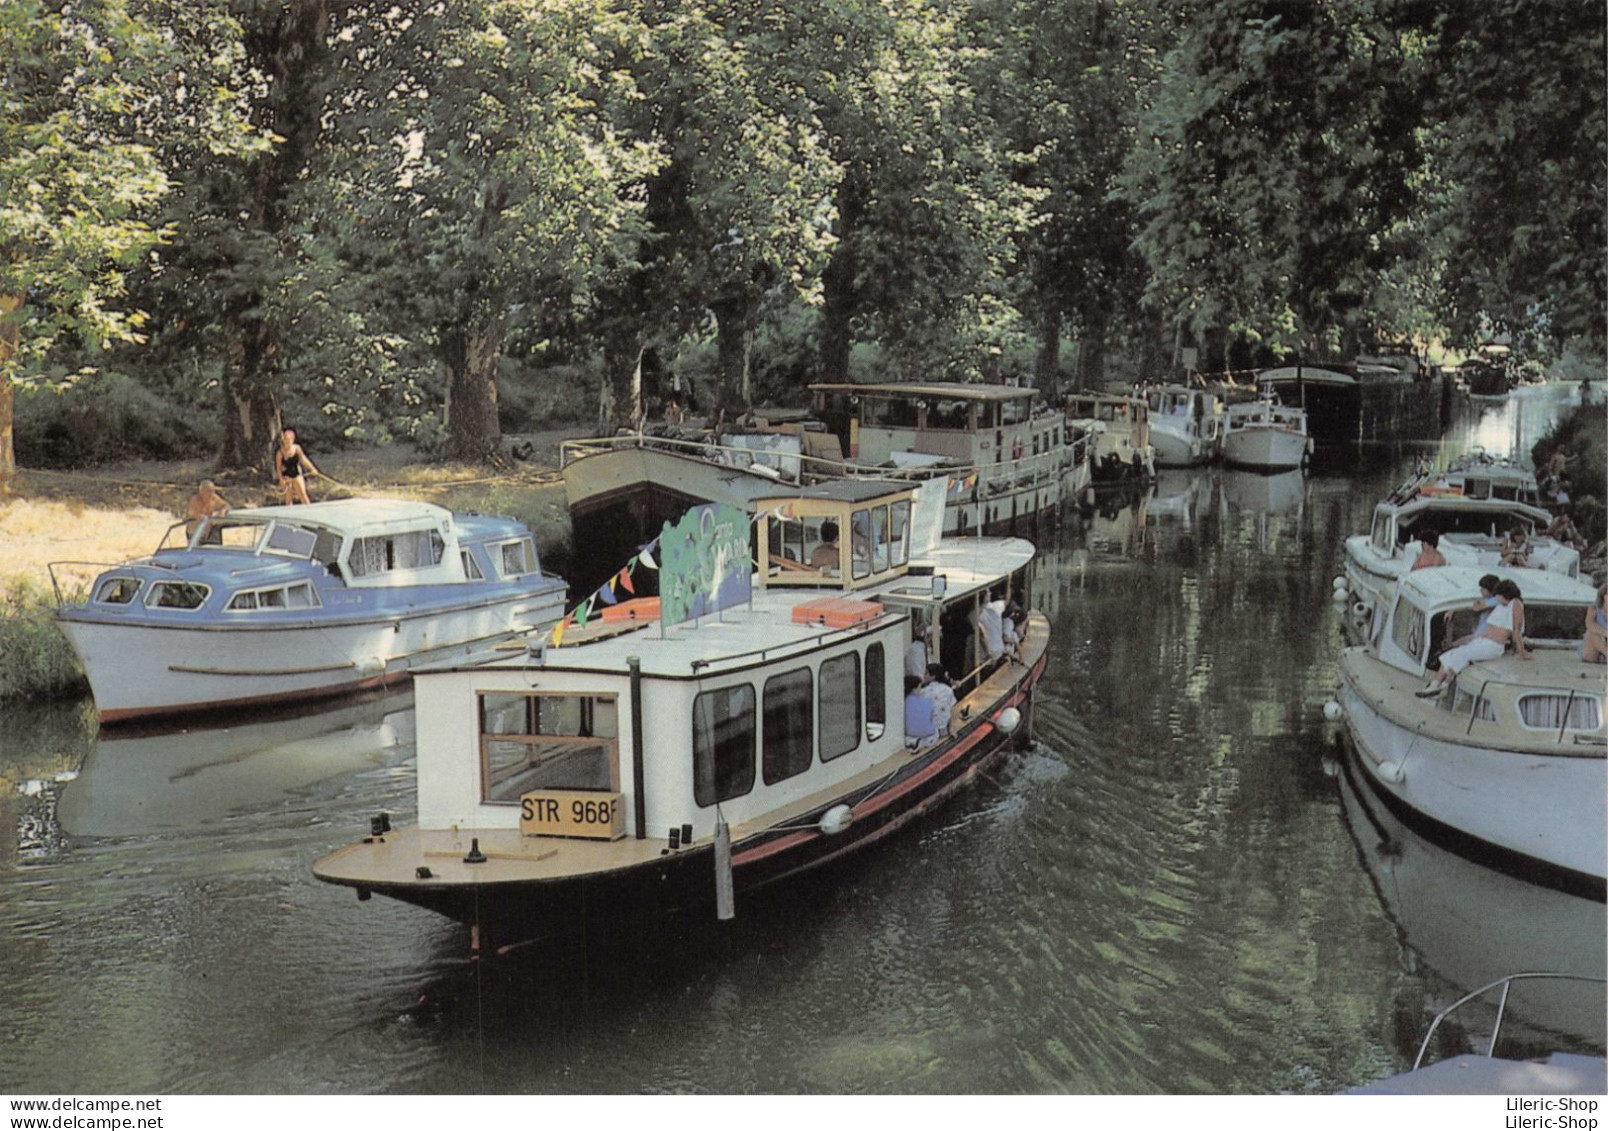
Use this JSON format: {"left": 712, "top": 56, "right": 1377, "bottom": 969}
{"left": 976, "top": 599, "right": 1005, "bottom": 661}
{"left": 905, "top": 623, "right": 931, "bottom": 680}
{"left": 918, "top": 664, "right": 956, "bottom": 736}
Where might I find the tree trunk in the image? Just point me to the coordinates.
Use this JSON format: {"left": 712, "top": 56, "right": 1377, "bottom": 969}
{"left": 1034, "top": 304, "right": 1062, "bottom": 400}
{"left": 820, "top": 174, "right": 866, "bottom": 386}
{"left": 710, "top": 294, "right": 754, "bottom": 416}
{"left": 219, "top": 312, "right": 282, "bottom": 475}
{"left": 0, "top": 294, "right": 19, "bottom": 485}
{"left": 600, "top": 321, "right": 647, "bottom": 432}
{"left": 441, "top": 311, "right": 505, "bottom": 461}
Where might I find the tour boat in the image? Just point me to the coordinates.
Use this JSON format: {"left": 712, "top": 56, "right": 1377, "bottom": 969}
{"left": 1142, "top": 384, "right": 1224, "bottom": 467}
{"left": 1331, "top": 566, "right": 1605, "bottom": 901}
{"left": 52, "top": 500, "right": 567, "bottom": 724}
{"left": 562, "top": 384, "right": 1089, "bottom": 594}
{"left": 1219, "top": 396, "right": 1311, "bottom": 471}
{"left": 1063, "top": 392, "right": 1155, "bottom": 485}
{"left": 314, "top": 480, "right": 1049, "bottom": 953}
{"left": 1341, "top": 455, "right": 1576, "bottom": 619}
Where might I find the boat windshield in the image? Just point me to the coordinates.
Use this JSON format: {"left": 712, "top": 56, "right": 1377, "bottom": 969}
{"left": 263, "top": 522, "right": 319, "bottom": 559}
{"left": 195, "top": 519, "right": 266, "bottom": 552}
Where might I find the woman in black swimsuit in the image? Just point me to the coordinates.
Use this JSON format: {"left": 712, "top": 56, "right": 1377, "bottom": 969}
{"left": 275, "top": 428, "right": 322, "bottom": 505}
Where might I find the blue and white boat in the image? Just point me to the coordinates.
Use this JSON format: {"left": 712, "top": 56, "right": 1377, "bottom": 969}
{"left": 52, "top": 499, "right": 567, "bottom": 724}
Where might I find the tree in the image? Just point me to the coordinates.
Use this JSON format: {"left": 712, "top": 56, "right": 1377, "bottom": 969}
{"left": 326, "top": 0, "right": 660, "bottom": 461}
{"left": 1121, "top": 0, "right": 1424, "bottom": 361}
{"left": 0, "top": 0, "right": 266, "bottom": 481}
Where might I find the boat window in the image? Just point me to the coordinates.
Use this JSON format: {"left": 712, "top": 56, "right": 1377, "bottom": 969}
{"left": 865, "top": 643, "right": 886, "bottom": 728}
{"left": 762, "top": 668, "right": 814, "bottom": 785}
{"left": 198, "top": 521, "right": 265, "bottom": 551}
{"left": 461, "top": 550, "right": 483, "bottom": 580}
{"left": 819, "top": 652, "right": 862, "bottom": 761}
{"left": 852, "top": 508, "right": 873, "bottom": 580}
{"left": 1000, "top": 399, "right": 1030, "bottom": 426}
{"left": 94, "top": 577, "right": 141, "bottom": 605}
{"left": 311, "top": 529, "right": 343, "bottom": 567}
{"left": 479, "top": 692, "right": 617, "bottom": 803}
{"left": 1517, "top": 694, "right": 1602, "bottom": 732}
{"left": 870, "top": 506, "right": 891, "bottom": 573}
{"left": 349, "top": 529, "right": 448, "bottom": 577}
{"left": 925, "top": 399, "right": 972, "bottom": 431}
{"left": 889, "top": 501, "right": 910, "bottom": 567}
{"left": 1452, "top": 689, "right": 1498, "bottom": 722}
{"left": 1391, "top": 602, "right": 1426, "bottom": 661}
{"left": 496, "top": 537, "right": 539, "bottom": 579}
{"left": 861, "top": 396, "right": 919, "bottom": 429}
{"left": 264, "top": 523, "right": 318, "bottom": 559}
{"left": 144, "top": 581, "right": 210, "bottom": 611}
{"left": 1370, "top": 513, "right": 1392, "bottom": 551}
{"left": 227, "top": 582, "right": 318, "bottom": 612}
{"left": 693, "top": 684, "right": 756, "bottom": 807}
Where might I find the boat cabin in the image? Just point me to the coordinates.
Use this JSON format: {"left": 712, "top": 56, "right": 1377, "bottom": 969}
{"left": 810, "top": 382, "right": 1066, "bottom": 471}
{"left": 756, "top": 480, "right": 915, "bottom": 590}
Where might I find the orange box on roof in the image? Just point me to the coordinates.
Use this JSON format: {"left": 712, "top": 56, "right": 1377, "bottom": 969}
{"left": 791, "top": 597, "right": 884, "bottom": 629}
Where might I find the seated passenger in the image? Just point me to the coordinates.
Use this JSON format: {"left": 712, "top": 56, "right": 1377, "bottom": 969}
{"left": 1410, "top": 529, "right": 1446, "bottom": 570}
{"left": 808, "top": 521, "right": 841, "bottom": 570}
{"left": 1499, "top": 527, "right": 1531, "bottom": 567}
{"left": 1585, "top": 586, "right": 1608, "bottom": 664}
{"left": 1418, "top": 579, "right": 1530, "bottom": 697}
{"left": 919, "top": 664, "right": 957, "bottom": 736}
{"left": 904, "top": 675, "right": 937, "bottom": 749}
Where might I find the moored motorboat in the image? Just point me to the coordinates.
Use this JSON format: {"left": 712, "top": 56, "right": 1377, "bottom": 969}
{"left": 1333, "top": 566, "right": 1605, "bottom": 900}
{"left": 1141, "top": 383, "right": 1223, "bottom": 467}
{"left": 1064, "top": 391, "right": 1155, "bottom": 485}
{"left": 1341, "top": 455, "right": 1576, "bottom": 620}
{"left": 1220, "top": 396, "right": 1311, "bottom": 471}
{"left": 52, "top": 500, "right": 567, "bottom": 724}
{"left": 314, "top": 480, "right": 1048, "bottom": 952}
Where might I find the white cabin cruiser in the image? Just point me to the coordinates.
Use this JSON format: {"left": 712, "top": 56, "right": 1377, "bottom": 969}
{"left": 1342, "top": 457, "right": 1576, "bottom": 618}
{"left": 1334, "top": 567, "right": 1605, "bottom": 900}
{"left": 315, "top": 481, "right": 1049, "bottom": 953}
{"left": 1142, "top": 384, "right": 1223, "bottom": 467}
{"left": 1064, "top": 392, "right": 1155, "bottom": 485}
{"left": 1220, "top": 396, "right": 1311, "bottom": 471}
{"left": 52, "top": 500, "right": 566, "bottom": 724}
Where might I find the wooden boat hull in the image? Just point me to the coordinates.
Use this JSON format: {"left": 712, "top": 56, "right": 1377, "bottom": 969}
{"left": 316, "top": 650, "right": 1046, "bottom": 951}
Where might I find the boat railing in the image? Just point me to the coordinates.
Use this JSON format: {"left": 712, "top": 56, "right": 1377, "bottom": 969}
{"left": 1412, "top": 973, "right": 1607, "bottom": 1070}
{"left": 561, "top": 428, "right": 1090, "bottom": 497}
{"left": 1455, "top": 672, "right": 1608, "bottom": 748}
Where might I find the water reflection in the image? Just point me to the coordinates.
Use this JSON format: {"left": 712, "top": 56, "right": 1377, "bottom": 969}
{"left": 1334, "top": 745, "right": 1607, "bottom": 1055}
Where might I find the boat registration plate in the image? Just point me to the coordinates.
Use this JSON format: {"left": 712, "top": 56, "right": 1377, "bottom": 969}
{"left": 520, "top": 790, "right": 625, "bottom": 841}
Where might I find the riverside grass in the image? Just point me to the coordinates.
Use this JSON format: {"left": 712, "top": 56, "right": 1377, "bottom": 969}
{"left": 0, "top": 582, "right": 84, "bottom": 700}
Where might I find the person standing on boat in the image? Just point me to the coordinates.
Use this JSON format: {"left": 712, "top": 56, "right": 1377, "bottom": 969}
{"left": 919, "top": 663, "right": 957, "bottom": 736}
{"left": 275, "top": 428, "right": 324, "bottom": 506}
{"left": 183, "top": 479, "right": 231, "bottom": 537}
{"left": 904, "top": 675, "right": 938, "bottom": 748}
{"left": 1410, "top": 529, "right": 1447, "bottom": 570}
{"left": 1417, "top": 579, "right": 1531, "bottom": 697}
{"left": 905, "top": 620, "right": 932, "bottom": 680}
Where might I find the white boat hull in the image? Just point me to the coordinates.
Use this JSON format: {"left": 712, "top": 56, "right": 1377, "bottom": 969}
{"left": 1221, "top": 427, "right": 1307, "bottom": 471}
{"left": 1337, "top": 675, "right": 1606, "bottom": 893}
{"left": 1148, "top": 426, "right": 1212, "bottom": 468}
{"left": 59, "top": 590, "right": 565, "bottom": 722}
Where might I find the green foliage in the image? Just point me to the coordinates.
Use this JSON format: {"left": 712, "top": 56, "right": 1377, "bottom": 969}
{"left": 0, "top": 0, "right": 267, "bottom": 384}
{"left": 0, "top": 582, "right": 83, "bottom": 702}
{"left": 1532, "top": 403, "right": 1607, "bottom": 542}
{"left": 13, "top": 370, "right": 215, "bottom": 467}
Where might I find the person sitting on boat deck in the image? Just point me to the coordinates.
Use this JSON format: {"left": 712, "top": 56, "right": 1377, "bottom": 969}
{"left": 919, "top": 663, "right": 957, "bottom": 737}
{"left": 1409, "top": 529, "right": 1447, "bottom": 570}
{"left": 664, "top": 398, "right": 686, "bottom": 426}
{"left": 807, "top": 521, "right": 841, "bottom": 570}
{"left": 183, "top": 479, "right": 231, "bottom": 537}
{"left": 1544, "top": 509, "right": 1586, "bottom": 551}
{"left": 1584, "top": 585, "right": 1608, "bottom": 665}
{"left": 1498, "top": 526, "right": 1531, "bottom": 567}
{"left": 1417, "top": 578, "right": 1531, "bottom": 697}
{"left": 274, "top": 428, "right": 324, "bottom": 506}
{"left": 1441, "top": 574, "right": 1501, "bottom": 652}
{"left": 904, "top": 675, "right": 938, "bottom": 749}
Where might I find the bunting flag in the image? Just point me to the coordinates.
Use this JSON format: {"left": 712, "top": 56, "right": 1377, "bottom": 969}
{"left": 639, "top": 547, "right": 658, "bottom": 571}
{"left": 574, "top": 597, "right": 592, "bottom": 628}
{"left": 596, "top": 580, "right": 618, "bottom": 605}
{"left": 552, "top": 618, "right": 568, "bottom": 647}
{"left": 618, "top": 567, "right": 635, "bottom": 594}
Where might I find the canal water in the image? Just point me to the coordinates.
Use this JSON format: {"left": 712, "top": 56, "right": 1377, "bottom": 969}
{"left": 1, "top": 385, "right": 1600, "bottom": 1095}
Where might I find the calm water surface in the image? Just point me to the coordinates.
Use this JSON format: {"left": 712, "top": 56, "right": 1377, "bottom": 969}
{"left": 2, "top": 385, "right": 1601, "bottom": 1094}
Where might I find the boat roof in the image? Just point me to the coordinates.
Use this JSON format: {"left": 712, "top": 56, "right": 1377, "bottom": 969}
{"left": 431, "top": 535, "right": 1036, "bottom": 681}
{"left": 1066, "top": 392, "right": 1142, "bottom": 406}
{"left": 223, "top": 498, "right": 457, "bottom": 537}
{"left": 760, "top": 479, "right": 912, "bottom": 506}
{"left": 1384, "top": 496, "right": 1551, "bottom": 521}
{"left": 810, "top": 382, "right": 1036, "bottom": 402}
{"left": 1398, "top": 566, "right": 1597, "bottom": 607}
